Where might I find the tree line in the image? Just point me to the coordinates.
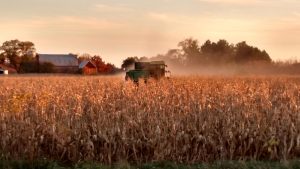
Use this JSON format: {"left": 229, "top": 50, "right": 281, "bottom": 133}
{"left": 0, "top": 39, "right": 37, "bottom": 73}
{"left": 122, "top": 38, "right": 272, "bottom": 70}
{"left": 0, "top": 39, "right": 119, "bottom": 74}
{"left": 78, "top": 53, "right": 119, "bottom": 74}
{"left": 2, "top": 38, "right": 299, "bottom": 75}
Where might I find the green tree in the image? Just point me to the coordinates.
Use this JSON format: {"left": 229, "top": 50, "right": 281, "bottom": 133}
{"left": 121, "top": 56, "right": 138, "bottom": 70}
{"left": 0, "top": 39, "right": 36, "bottom": 72}
{"left": 235, "top": 41, "right": 271, "bottom": 63}
{"left": 150, "top": 49, "right": 185, "bottom": 69}
{"left": 178, "top": 38, "right": 202, "bottom": 65}
{"left": 19, "top": 54, "right": 38, "bottom": 73}
{"left": 201, "top": 39, "right": 234, "bottom": 64}
{"left": 0, "top": 53, "right": 5, "bottom": 63}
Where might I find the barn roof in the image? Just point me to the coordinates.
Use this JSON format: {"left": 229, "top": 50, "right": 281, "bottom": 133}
{"left": 79, "top": 60, "right": 97, "bottom": 69}
{"left": 38, "top": 54, "right": 78, "bottom": 67}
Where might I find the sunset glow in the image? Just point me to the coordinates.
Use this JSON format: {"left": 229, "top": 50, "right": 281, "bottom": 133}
{"left": 1, "top": 0, "right": 299, "bottom": 66}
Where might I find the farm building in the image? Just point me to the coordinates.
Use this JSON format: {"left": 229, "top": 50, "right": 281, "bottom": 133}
{"left": 0, "top": 64, "right": 17, "bottom": 74}
{"left": 79, "top": 60, "right": 97, "bottom": 75}
{"left": 37, "top": 54, "right": 79, "bottom": 73}
{"left": 0, "top": 69, "right": 8, "bottom": 75}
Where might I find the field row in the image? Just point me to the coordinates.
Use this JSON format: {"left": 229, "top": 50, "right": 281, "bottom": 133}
{"left": 0, "top": 76, "right": 300, "bottom": 163}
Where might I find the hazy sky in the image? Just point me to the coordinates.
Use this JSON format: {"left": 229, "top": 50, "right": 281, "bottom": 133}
{"left": 0, "top": 0, "right": 299, "bottom": 66}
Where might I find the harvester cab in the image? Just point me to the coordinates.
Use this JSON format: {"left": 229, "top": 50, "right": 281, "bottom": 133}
{"left": 125, "top": 61, "right": 170, "bottom": 82}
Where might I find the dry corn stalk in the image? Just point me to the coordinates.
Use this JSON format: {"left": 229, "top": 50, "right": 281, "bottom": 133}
{"left": 0, "top": 76, "right": 299, "bottom": 163}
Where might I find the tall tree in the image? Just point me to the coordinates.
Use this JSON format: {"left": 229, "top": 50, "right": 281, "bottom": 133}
{"left": 0, "top": 39, "right": 36, "bottom": 71}
{"left": 178, "top": 38, "right": 202, "bottom": 65}
{"left": 201, "top": 39, "right": 234, "bottom": 64}
{"left": 91, "top": 55, "right": 107, "bottom": 73}
{"left": 235, "top": 41, "right": 271, "bottom": 63}
{"left": 105, "top": 63, "right": 116, "bottom": 73}
{"left": 121, "top": 56, "right": 138, "bottom": 70}
{"left": 77, "top": 53, "right": 92, "bottom": 64}
{"left": 0, "top": 53, "right": 5, "bottom": 64}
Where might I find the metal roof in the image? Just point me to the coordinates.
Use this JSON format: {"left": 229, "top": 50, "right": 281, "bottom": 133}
{"left": 150, "top": 61, "right": 165, "bottom": 65}
{"left": 38, "top": 54, "right": 78, "bottom": 67}
{"left": 79, "top": 60, "right": 96, "bottom": 69}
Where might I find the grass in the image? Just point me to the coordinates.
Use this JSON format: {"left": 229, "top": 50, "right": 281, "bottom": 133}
{"left": 0, "top": 160, "right": 300, "bottom": 169}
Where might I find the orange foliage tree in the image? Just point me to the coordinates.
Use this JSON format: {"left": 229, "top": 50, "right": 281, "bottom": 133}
{"left": 91, "top": 55, "right": 116, "bottom": 74}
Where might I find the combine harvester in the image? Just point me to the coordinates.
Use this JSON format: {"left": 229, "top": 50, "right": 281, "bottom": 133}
{"left": 125, "top": 61, "right": 170, "bottom": 83}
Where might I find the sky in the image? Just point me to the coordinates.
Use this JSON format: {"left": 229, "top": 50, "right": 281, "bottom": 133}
{"left": 0, "top": 0, "right": 300, "bottom": 66}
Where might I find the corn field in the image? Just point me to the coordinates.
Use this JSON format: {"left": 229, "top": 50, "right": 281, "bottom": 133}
{"left": 0, "top": 76, "right": 300, "bottom": 164}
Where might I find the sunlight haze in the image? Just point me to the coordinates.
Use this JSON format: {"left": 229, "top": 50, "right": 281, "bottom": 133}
{"left": 0, "top": 0, "right": 299, "bottom": 66}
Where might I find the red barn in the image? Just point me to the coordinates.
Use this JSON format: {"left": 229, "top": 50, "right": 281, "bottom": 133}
{"left": 79, "top": 61, "right": 97, "bottom": 75}
{"left": 0, "top": 64, "right": 17, "bottom": 74}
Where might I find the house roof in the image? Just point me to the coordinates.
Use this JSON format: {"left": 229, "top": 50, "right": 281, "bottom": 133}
{"left": 38, "top": 54, "right": 78, "bottom": 67}
{"left": 0, "top": 64, "right": 17, "bottom": 73}
{"left": 79, "top": 60, "right": 97, "bottom": 69}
